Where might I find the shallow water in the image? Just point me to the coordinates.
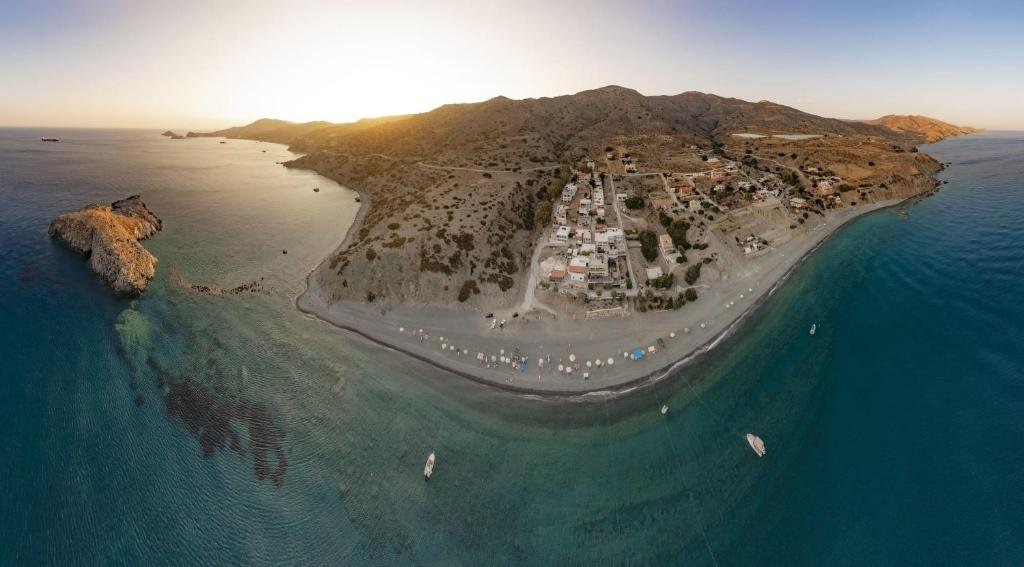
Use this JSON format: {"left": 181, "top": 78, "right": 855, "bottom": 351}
{"left": 1, "top": 129, "right": 1022, "bottom": 564}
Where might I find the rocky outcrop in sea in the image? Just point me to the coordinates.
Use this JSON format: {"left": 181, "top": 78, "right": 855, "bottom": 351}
{"left": 48, "top": 195, "right": 163, "bottom": 295}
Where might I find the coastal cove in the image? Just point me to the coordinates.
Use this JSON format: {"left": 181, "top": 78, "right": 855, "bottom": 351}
{"left": 2, "top": 128, "right": 1023, "bottom": 564}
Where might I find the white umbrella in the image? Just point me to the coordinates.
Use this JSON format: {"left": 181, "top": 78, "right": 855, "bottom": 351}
{"left": 566, "top": 367, "right": 573, "bottom": 373}
{"left": 418, "top": 329, "right": 423, "bottom": 333}
{"left": 623, "top": 352, "right": 629, "bottom": 358}
{"left": 669, "top": 332, "right": 676, "bottom": 338}
{"left": 607, "top": 357, "right": 614, "bottom": 365}
{"left": 740, "top": 294, "right": 745, "bottom": 299}
{"left": 440, "top": 336, "right": 445, "bottom": 342}
{"left": 441, "top": 343, "right": 447, "bottom": 350}
{"left": 449, "top": 345, "right": 456, "bottom": 351}
{"left": 749, "top": 287, "right": 753, "bottom": 292}
{"left": 500, "top": 349, "right": 505, "bottom": 355}
{"left": 399, "top": 327, "right": 404, "bottom": 332}
{"left": 491, "top": 355, "right": 496, "bottom": 362}
{"left": 463, "top": 349, "right": 469, "bottom": 355}
{"left": 595, "top": 359, "right": 602, "bottom": 367}
{"left": 558, "top": 364, "right": 564, "bottom": 372}
{"left": 569, "top": 354, "right": 576, "bottom": 362}
{"left": 586, "top": 361, "right": 592, "bottom": 368}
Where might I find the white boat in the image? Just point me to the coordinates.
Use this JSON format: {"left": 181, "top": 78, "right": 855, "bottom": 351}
{"left": 660, "top": 405, "right": 669, "bottom": 415}
{"left": 809, "top": 323, "right": 817, "bottom": 336}
{"left": 423, "top": 452, "right": 436, "bottom": 479}
{"left": 746, "top": 434, "right": 766, "bottom": 457}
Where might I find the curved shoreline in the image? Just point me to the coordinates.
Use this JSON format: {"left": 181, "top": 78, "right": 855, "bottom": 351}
{"left": 293, "top": 191, "right": 929, "bottom": 399}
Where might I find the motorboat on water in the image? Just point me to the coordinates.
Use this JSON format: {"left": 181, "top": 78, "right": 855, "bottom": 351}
{"left": 746, "top": 434, "right": 766, "bottom": 457}
{"left": 41, "top": 138, "right": 60, "bottom": 142}
{"left": 809, "top": 323, "right": 817, "bottom": 336}
{"left": 424, "top": 452, "right": 436, "bottom": 480}
{"left": 660, "top": 405, "right": 669, "bottom": 415}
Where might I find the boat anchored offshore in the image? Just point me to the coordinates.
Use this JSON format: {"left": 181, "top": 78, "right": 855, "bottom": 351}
{"left": 809, "top": 323, "right": 817, "bottom": 336}
{"left": 746, "top": 434, "right": 766, "bottom": 457}
{"left": 41, "top": 138, "right": 60, "bottom": 142}
{"left": 660, "top": 405, "right": 669, "bottom": 415}
{"left": 424, "top": 452, "right": 436, "bottom": 480}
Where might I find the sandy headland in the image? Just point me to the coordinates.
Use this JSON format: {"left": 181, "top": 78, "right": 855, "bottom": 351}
{"left": 296, "top": 197, "right": 912, "bottom": 395}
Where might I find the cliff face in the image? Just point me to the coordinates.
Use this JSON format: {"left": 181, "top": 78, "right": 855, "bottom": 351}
{"left": 48, "top": 195, "right": 163, "bottom": 295}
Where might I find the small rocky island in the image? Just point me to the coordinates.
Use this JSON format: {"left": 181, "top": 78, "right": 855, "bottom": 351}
{"left": 161, "top": 130, "right": 185, "bottom": 139}
{"left": 48, "top": 195, "right": 163, "bottom": 294}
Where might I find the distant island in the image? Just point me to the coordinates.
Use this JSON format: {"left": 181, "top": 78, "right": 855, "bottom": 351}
{"left": 196, "top": 86, "right": 975, "bottom": 393}
{"left": 161, "top": 130, "right": 185, "bottom": 139}
{"left": 48, "top": 195, "right": 163, "bottom": 295}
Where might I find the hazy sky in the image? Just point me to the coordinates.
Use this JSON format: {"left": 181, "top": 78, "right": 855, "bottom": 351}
{"left": 3, "top": 0, "right": 1023, "bottom": 129}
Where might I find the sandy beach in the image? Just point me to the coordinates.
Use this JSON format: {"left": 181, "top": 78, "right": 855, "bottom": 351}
{"left": 296, "top": 197, "right": 913, "bottom": 395}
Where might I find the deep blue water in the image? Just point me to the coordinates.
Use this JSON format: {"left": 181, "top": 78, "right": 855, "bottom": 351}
{"left": 1, "top": 128, "right": 1022, "bottom": 564}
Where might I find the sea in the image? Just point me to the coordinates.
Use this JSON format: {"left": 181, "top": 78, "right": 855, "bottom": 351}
{"left": 1, "top": 128, "right": 1022, "bottom": 565}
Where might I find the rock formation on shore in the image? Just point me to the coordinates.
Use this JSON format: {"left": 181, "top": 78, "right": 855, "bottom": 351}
{"left": 48, "top": 195, "right": 163, "bottom": 294}
{"left": 161, "top": 130, "right": 185, "bottom": 139}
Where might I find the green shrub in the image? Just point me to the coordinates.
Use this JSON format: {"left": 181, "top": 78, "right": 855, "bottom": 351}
{"left": 625, "top": 196, "right": 645, "bottom": 210}
{"left": 457, "top": 280, "right": 479, "bottom": 302}
{"left": 685, "top": 287, "right": 698, "bottom": 302}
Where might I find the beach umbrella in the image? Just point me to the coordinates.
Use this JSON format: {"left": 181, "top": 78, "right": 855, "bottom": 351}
{"left": 558, "top": 364, "right": 564, "bottom": 372}
{"left": 450, "top": 345, "right": 456, "bottom": 351}
{"left": 669, "top": 332, "right": 676, "bottom": 338}
{"left": 700, "top": 322, "right": 706, "bottom": 329}
{"left": 566, "top": 367, "right": 573, "bottom": 373}
{"left": 623, "top": 352, "right": 629, "bottom": 358}
{"left": 399, "top": 327, "right": 404, "bottom": 332}
{"left": 440, "top": 336, "right": 444, "bottom": 342}
{"left": 418, "top": 329, "right": 423, "bottom": 334}
{"left": 595, "top": 359, "right": 602, "bottom": 367}
{"left": 749, "top": 288, "right": 753, "bottom": 292}
{"left": 463, "top": 349, "right": 469, "bottom": 355}
{"left": 491, "top": 355, "right": 496, "bottom": 362}
{"left": 569, "top": 354, "right": 576, "bottom": 362}
{"left": 740, "top": 294, "right": 745, "bottom": 299}
{"left": 500, "top": 349, "right": 505, "bottom": 355}
{"left": 684, "top": 327, "right": 690, "bottom": 333}
{"left": 441, "top": 343, "right": 447, "bottom": 350}
{"left": 586, "top": 361, "right": 592, "bottom": 368}
{"left": 608, "top": 358, "right": 615, "bottom": 366}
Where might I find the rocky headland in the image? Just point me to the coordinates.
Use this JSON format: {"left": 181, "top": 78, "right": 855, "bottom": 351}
{"left": 48, "top": 195, "right": 163, "bottom": 294}
{"left": 161, "top": 130, "right": 185, "bottom": 139}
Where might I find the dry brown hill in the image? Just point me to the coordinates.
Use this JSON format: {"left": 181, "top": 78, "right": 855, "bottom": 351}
{"left": 861, "top": 114, "right": 981, "bottom": 143}
{"left": 198, "top": 87, "right": 941, "bottom": 309}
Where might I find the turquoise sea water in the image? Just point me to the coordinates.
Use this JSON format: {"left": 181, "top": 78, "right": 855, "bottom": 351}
{"left": 1, "top": 129, "right": 1022, "bottom": 564}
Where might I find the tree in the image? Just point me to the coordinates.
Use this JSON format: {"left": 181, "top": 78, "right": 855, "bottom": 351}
{"left": 685, "top": 287, "right": 698, "bottom": 302}
{"left": 625, "top": 196, "right": 645, "bottom": 210}
{"left": 639, "top": 230, "right": 659, "bottom": 261}
{"left": 534, "top": 201, "right": 552, "bottom": 228}
{"left": 685, "top": 263, "right": 702, "bottom": 285}
{"left": 659, "top": 210, "right": 673, "bottom": 228}
{"left": 666, "top": 219, "right": 691, "bottom": 249}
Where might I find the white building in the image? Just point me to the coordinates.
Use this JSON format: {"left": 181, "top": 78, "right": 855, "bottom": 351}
{"left": 554, "top": 204, "right": 568, "bottom": 225}
{"left": 568, "top": 256, "right": 589, "bottom": 284}
{"left": 552, "top": 225, "right": 571, "bottom": 244}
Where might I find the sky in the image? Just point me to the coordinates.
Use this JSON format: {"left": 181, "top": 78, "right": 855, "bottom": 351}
{"left": 2, "top": 0, "right": 1023, "bottom": 129}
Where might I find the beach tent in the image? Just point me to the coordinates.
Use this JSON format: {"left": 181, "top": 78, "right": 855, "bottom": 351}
{"left": 633, "top": 348, "right": 645, "bottom": 359}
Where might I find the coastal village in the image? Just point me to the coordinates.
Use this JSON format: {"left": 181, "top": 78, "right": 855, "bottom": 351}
{"left": 352, "top": 129, "right": 941, "bottom": 391}
{"left": 532, "top": 135, "right": 864, "bottom": 319}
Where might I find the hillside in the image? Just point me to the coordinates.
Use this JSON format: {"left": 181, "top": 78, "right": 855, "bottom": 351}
{"left": 861, "top": 114, "right": 981, "bottom": 143}
{"left": 198, "top": 86, "right": 942, "bottom": 310}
